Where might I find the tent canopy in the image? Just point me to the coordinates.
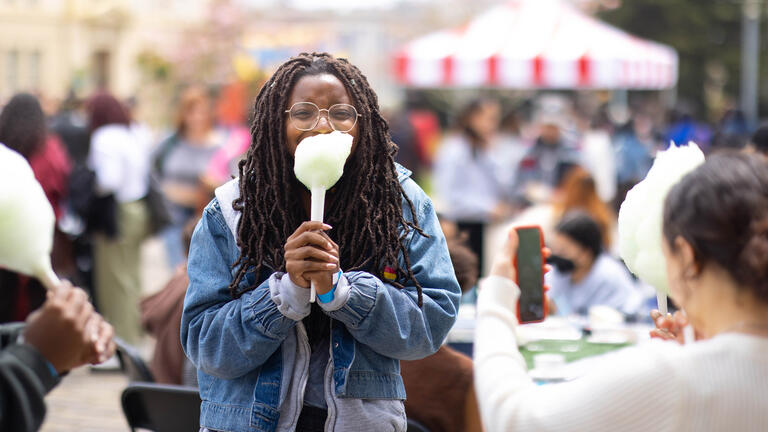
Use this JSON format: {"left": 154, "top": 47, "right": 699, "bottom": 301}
{"left": 393, "top": 0, "right": 678, "bottom": 89}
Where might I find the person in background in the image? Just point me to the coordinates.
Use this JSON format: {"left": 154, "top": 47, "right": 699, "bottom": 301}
{"left": 49, "top": 91, "right": 95, "bottom": 295}
{"left": 513, "top": 113, "right": 580, "bottom": 205}
{"left": 664, "top": 107, "right": 712, "bottom": 153}
{"left": 614, "top": 113, "right": 657, "bottom": 188}
{"left": 384, "top": 107, "right": 421, "bottom": 180}
{"left": 475, "top": 153, "right": 768, "bottom": 431}
{"left": 154, "top": 86, "right": 222, "bottom": 268}
{"left": 0, "top": 93, "right": 73, "bottom": 322}
{"left": 199, "top": 82, "right": 253, "bottom": 209}
{"left": 579, "top": 110, "right": 616, "bottom": 204}
{"left": 710, "top": 109, "right": 750, "bottom": 153}
{"left": 490, "top": 165, "right": 616, "bottom": 268}
{"left": 49, "top": 91, "right": 90, "bottom": 166}
{"left": 494, "top": 109, "right": 528, "bottom": 193}
{"left": 401, "top": 237, "right": 483, "bottom": 432}
{"left": 747, "top": 123, "right": 768, "bottom": 158}
{"left": 0, "top": 282, "right": 115, "bottom": 432}
{"left": 546, "top": 211, "right": 640, "bottom": 316}
{"left": 87, "top": 92, "right": 152, "bottom": 344}
{"left": 552, "top": 167, "right": 616, "bottom": 250}
{"left": 434, "top": 98, "right": 512, "bottom": 274}
{"left": 140, "top": 219, "right": 197, "bottom": 386}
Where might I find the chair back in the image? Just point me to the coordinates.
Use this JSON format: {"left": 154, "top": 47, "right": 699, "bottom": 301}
{"left": 115, "top": 337, "right": 155, "bottom": 382}
{"left": 407, "top": 417, "right": 431, "bottom": 432}
{"left": 121, "top": 382, "right": 201, "bottom": 432}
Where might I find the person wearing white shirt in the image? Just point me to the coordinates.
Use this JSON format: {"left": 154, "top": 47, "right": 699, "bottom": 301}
{"left": 87, "top": 92, "right": 152, "bottom": 344}
{"left": 474, "top": 153, "right": 768, "bottom": 432}
{"left": 434, "top": 98, "right": 513, "bottom": 274}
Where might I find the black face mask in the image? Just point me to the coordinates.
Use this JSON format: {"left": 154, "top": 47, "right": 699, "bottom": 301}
{"left": 547, "top": 254, "right": 576, "bottom": 273}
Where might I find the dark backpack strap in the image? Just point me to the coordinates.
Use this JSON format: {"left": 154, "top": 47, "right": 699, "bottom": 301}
{"left": 153, "top": 132, "right": 181, "bottom": 175}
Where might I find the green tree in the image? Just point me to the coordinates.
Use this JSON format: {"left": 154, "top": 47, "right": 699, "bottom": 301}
{"left": 599, "top": 0, "right": 766, "bottom": 120}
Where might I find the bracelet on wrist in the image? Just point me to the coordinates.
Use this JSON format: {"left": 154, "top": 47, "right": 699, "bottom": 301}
{"left": 318, "top": 270, "right": 342, "bottom": 304}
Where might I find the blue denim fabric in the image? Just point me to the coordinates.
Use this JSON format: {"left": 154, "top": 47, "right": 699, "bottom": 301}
{"left": 181, "top": 166, "right": 461, "bottom": 432}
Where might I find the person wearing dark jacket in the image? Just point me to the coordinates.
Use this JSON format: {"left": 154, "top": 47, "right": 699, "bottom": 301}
{"left": 0, "top": 282, "right": 115, "bottom": 432}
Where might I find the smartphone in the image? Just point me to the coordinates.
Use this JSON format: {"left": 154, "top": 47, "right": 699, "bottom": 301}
{"left": 514, "top": 226, "right": 547, "bottom": 323}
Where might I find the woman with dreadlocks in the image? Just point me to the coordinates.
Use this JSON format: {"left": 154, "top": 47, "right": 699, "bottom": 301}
{"left": 181, "top": 53, "right": 461, "bottom": 432}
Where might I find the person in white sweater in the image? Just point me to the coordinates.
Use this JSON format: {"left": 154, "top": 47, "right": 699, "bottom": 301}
{"left": 474, "top": 152, "right": 768, "bottom": 432}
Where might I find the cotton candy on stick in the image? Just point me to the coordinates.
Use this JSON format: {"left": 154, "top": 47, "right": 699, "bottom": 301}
{"left": 0, "top": 144, "right": 60, "bottom": 291}
{"left": 293, "top": 131, "right": 353, "bottom": 302}
{"left": 618, "top": 142, "right": 705, "bottom": 314}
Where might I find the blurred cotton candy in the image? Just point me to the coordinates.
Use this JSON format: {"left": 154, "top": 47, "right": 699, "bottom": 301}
{"left": 294, "top": 131, "right": 353, "bottom": 191}
{"left": 0, "top": 144, "right": 59, "bottom": 288}
{"left": 618, "top": 142, "right": 705, "bottom": 295}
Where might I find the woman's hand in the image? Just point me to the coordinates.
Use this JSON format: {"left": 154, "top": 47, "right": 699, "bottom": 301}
{"left": 649, "top": 310, "right": 688, "bottom": 344}
{"left": 489, "top": 227, "right": 551, "bottom": 282}
{"left": 490, "top": 229, "right": 520, "bottom": 281}
{"left": 24, "top": 282, "right": 100, "bottom": 373}
{"left": 284, "top": 221, "right": 339, "bottom": 289}
{"left": 303, "top": 232, "right": 340, "bottom": 295}
{"left": 82, "top": 315, "right": 116, "bottom": 365}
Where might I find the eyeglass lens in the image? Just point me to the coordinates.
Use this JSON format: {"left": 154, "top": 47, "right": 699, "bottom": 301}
{"left": 289, "top": 102, "right": 358, "bottom": 132}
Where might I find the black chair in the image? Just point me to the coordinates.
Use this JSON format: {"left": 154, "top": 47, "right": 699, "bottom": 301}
{"left": 407, "top": 418, "right": 431, "bottom": 432}
{"left": 114, "top": 337, "right": 155, "bottom": 382}
{"left": 121, "top": 382, "right": 201, "bottom": 432}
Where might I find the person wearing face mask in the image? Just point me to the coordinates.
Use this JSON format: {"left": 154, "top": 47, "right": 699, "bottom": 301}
{"left": 546, "top": 211, "right": 640, "bottom": 316}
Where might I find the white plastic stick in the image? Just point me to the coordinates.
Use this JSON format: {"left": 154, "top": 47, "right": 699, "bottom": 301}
{"left": 656, "top": 292, "right": 668, "bottom": 316}
{"left": 683, "top": 324, "right": 695, "bottom": 345}
{"left": 37, "top": 261, "right": 61, "bottom": 292}
{"left": 309, "top": 187, "right": 326, "bottom": 303}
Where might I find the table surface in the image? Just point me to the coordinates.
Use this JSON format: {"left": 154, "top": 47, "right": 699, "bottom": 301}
{"left": 519, "top": 338, "right": 630, "bottom": 369}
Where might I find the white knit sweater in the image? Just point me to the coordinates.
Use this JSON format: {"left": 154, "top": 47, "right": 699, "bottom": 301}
{"left": 474, "top": 275, "right": 768, "bottom": 432}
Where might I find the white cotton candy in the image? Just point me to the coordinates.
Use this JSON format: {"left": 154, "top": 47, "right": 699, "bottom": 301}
{"left": 618, "top": 142, "right": 705, "bottom": 295}
{"left": 0, "top": 144, "right": 56, "bottom": 281}
{"left": 293, "top": 131, "right": 353, "bottom": 191}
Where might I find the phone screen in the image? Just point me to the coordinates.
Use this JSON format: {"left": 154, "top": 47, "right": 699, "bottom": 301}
{"left": 516, "top": 227, "right": 545, "bottom": 323}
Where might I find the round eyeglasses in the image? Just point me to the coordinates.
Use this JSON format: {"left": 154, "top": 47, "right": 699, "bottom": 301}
{"left": 285, "top": 102, "right": 361, "bottom": 133}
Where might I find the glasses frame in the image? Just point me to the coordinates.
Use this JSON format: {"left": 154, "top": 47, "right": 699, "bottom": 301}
{"left": 284, "top": 101, "right": 361, "bottom": 132}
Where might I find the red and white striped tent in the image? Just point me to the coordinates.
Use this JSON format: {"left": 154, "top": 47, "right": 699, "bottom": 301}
{"left": 393, "top": 0, "right": 678, "bottom": 89}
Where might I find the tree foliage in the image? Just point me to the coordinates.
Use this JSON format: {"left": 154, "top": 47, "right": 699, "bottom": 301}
{"left": 599, "top": 0, "right": 766, "bottom": 118}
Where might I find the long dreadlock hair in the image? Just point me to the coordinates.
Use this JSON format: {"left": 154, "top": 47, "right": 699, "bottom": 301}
{"left": 229, "top": 52, "right": 428, "bottom": 307}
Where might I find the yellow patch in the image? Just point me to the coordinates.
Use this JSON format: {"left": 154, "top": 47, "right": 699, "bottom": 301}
{"left": 383, "top": 266, "right": 396, "bottom": 280}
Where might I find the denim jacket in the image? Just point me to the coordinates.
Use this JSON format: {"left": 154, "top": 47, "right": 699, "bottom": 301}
{"left": 181, "top": 164, "right": 461, "bottom": 432}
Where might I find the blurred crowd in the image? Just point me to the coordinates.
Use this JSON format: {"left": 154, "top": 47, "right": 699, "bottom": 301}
{"left": 392, "top": 93, "right": 768, "bottom": 321}
{"left": 3, "top": 87, "right": 768, "bottom": 344}
{"left": 1, "top": 75, "right": 767, "bottom": 432}
{"left": 0, "top": 87, "right": 250, "bottom": 347}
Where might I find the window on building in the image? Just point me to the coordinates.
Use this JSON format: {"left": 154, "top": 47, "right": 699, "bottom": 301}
{"left": 29, "top": 50, "right": 41, "bottom": 90}
{"left": 93, "top": 50, "right": 110, "bottom": 90}
{"left": 6, "top": 50, "right": 19, "bottom": 93}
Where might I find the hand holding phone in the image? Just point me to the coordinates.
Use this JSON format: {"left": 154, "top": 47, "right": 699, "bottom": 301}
{"left": 514, "top": 226, "right": 548, "bottom": 323}
{"left": 490, "top": 226, "right": 548, "bottom": 323}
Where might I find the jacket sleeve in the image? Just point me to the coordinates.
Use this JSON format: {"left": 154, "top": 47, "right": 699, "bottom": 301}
{"left": 180, "top": 202, "right": 300, "bottom": 380}
{"left": 0, "top": 325, "right": 60, "bottom": 432}
{"left": 325, "top": 193, "right": 462, "bottom": 360}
